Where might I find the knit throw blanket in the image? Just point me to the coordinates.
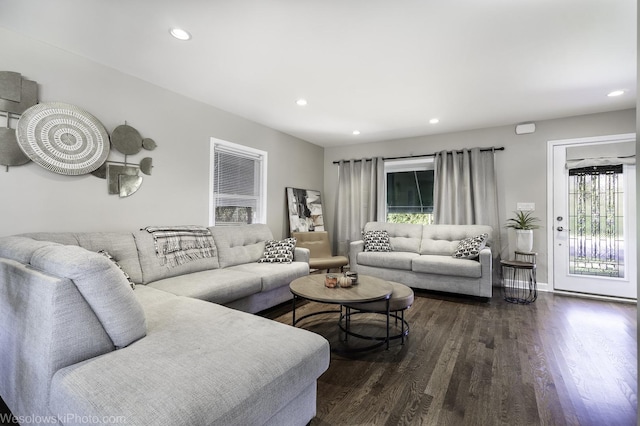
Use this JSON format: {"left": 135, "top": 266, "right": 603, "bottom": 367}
{"left": 144, "top": 226, "right": 216, "bottom": 268}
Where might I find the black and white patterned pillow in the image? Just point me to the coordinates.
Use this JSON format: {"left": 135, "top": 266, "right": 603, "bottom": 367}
{"left": 98, "top": 250, "right": 136, "bottom": 289}
{"left": 364, "top": 230, "right": 391, "bottom": 252}
{"left": 258, "top": 238, "right": 296, "bottom": 264}
{"left": 452, "top": 233, "right": 488, "bottom": 260}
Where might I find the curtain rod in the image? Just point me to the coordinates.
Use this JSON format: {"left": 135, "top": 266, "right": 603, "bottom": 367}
{"left": 332, "top": 146, "right": 505, "bottom": 164}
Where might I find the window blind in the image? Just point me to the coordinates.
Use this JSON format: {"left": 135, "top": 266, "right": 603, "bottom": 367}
{"left": 211, "top": 142, "right": 265, "bottom": 225}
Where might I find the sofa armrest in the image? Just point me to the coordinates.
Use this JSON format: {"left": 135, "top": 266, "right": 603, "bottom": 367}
{"left": 478, "top": 246, "right": 492, "bottom": 266}
{"left": 349, "top": 240, "right": 364, "bottom": 272}
{"left": 294, "top": 247, "right": 310, "bottom": 263}
{"left": 478, "top": 247, "right": 493, "bottom": 297}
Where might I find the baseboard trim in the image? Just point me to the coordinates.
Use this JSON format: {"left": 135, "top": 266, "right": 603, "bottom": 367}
{"left": 537, "top": 282, "right": 550, "bottom": 293}
{"left": 495, "top": 281, "right": 636, "bottom": 303}
{"left": 546, "top": 289, "right": 637, "bottom": 304}
{"left": 544, "top": 282, "right": 636, "bottom": 303}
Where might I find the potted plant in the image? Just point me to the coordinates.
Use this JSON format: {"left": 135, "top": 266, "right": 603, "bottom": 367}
{"left": 505, "top": 210, "right": 540, "bottom": 252}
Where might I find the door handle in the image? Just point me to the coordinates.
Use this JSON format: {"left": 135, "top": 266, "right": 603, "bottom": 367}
{"left": 557, "top": 226, "right": 565, "bottom": 231}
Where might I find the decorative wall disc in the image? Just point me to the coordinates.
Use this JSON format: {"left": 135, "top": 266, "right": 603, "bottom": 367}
{"left": 16, "top": 102, "right": 110, "bottom": 175}
{"left": 111, "top": 124, "right": 142, "bottom": 155}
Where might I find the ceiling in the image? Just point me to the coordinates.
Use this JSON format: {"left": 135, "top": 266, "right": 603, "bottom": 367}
{"left": 0, "top": 0, "right": 636, "bottom": 147}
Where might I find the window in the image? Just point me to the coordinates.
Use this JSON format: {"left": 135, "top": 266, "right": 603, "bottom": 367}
{"left": 210, "top": 138, "right": 267, "bottom": 226}
{"left": 568, "top": 164, "right": 625, "bottom": 278}
{"left": 384, "top": 158, "right": 435, "bottom": 224}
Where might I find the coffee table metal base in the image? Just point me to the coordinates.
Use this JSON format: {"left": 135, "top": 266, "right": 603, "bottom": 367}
{"left": 339, "top": 306, "right": 409, "bottom": 344}
{"left": 292, "top": 294, "right": 391, "bottom": 353}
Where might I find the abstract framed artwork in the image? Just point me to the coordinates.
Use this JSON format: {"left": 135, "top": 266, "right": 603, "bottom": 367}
{"left": 286, "top": 187, "right": 325, "bottom": 233}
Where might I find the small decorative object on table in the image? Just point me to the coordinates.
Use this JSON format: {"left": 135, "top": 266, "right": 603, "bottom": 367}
{"left": 338, "top": 275, "right": 352, "bottom": 288}
{"left": 325, "top": 274, "right": 338, "bottom": 288}
{"left": 505, "top": 210, "right": 541, "bottom": 252}
{"left": 345, "top": 271, "right": 358, "bottom": 284}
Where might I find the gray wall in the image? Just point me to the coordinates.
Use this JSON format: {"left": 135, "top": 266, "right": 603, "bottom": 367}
{"left": 323, "top": 109, "right": 636, "bottom": 285}
{"left": 0, "top": 27, "right": 323, "bottom": 239}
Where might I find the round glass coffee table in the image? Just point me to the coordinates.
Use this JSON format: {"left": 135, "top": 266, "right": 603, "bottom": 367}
{"left": 289, "top": 274, "right": 393, "bottom": 352}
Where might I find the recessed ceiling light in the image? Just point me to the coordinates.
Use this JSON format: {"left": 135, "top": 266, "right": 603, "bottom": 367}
{"left": 296, "top": 99, "right": 308, "bottom": 106}
{"left": 352, "top": 130, "right": 361, "bottom": 135}
{"left": 429, "top": 118, "right": 439, "bottom": 124}
{"left": 607, "top": 90, "right": 625, "bottom": 97}
{"left": 170, "top": 28, "right": 191, "bottom": 41}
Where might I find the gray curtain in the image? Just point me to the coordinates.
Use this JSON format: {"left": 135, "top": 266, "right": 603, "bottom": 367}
{"left": 434, "top": 148, "right": 501, "bottom": 257}
{"left": 334, "top": 157, "right": 385, "bottom": 256}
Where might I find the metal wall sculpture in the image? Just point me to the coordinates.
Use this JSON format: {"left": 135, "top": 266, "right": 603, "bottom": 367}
{"left": 0, "top": 71, "right": 38, "bottom": 170}
{"left": 1, "top": 70, "right": 157, "bottom": 198}
{"left": 96, "top": 123, "right": 156, "bottom": 198}
{"left": 16, "top": 102, "right": 110, "bottom": 175}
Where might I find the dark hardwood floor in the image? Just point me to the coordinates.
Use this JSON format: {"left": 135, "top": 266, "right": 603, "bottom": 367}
{"left": 264, "top": 289, "right": 637, "bottom": 426}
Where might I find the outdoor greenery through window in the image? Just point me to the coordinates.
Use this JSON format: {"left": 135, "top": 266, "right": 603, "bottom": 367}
{"left": 210, "top": 138, "right": 267, "bottom": 226}
{"left": 385, "top": 158, "right": 435, "bottom": 225}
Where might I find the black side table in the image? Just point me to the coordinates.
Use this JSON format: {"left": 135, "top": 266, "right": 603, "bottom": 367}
{"left": 501, "top": 253, "right": 537, "bottom": 304}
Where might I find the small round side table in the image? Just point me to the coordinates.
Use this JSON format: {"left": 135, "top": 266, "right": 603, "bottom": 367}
{"left": 515, "top": 250, "right": 537, "bottom": 264}
{"left": 501, "top": 252, "right": 537, "bottom": 304}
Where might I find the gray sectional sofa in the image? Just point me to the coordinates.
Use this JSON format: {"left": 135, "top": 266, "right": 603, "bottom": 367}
{"left": 350, "top": 222, "right": 494, "bottom": 298}
{"left": 0, "top": 224, "right": 330, "bottom": 426}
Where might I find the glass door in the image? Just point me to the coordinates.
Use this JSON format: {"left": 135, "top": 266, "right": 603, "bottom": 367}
{"left": 550, "top": 135, "right": 636, "bottom": 299}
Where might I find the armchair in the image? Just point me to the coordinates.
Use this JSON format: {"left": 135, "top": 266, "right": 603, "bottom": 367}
{"left": 292, "top": 231, "right": 349, "bottom": 273}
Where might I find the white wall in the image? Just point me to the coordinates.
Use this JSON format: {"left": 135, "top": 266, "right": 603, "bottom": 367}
{"left": 0, "top": 27, "right": 323, "bottom": 239}
{"left": 323, "top": 109, "right": 636, "bottom": 285}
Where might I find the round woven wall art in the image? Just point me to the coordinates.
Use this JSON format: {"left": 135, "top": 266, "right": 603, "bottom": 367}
{"left": 16, "top": 102, "right": 110, "bottom": 175}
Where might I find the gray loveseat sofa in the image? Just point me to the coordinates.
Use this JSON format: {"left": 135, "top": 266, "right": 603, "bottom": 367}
{"left": 350, "top": 222, "right": 494, "bottom": 298}
{"left": 0, "top": 224, "right": 330, "bottom": 426}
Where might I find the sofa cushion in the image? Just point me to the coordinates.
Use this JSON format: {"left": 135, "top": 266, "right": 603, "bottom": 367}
{"left": 29, "top": 245, "right": 147, "bottom": 348}
{"left": 209, "top": 224, "right": 274, "bottom": 268}
{"left": 133, "top": 230, "right": 220, "bottom": 285}
{"left": 420, "top": 224, "right": 493, "bottom": 255}
{"left": 98, "top": 250, "right": 136, "bottom": 289}
{"left": 228, "top": 262, "right": 309, "bottom": 292}
{"left": 357, "top": 251, "right": 419, "bottom": 271}
{"left": 17, "top": 232, "right": 145, "bottom": 284}
{"left": 146, "top": 269, "right": 262, "bottom": 304}
{"left": 20, "top": 232, "right": 80, "bottom": 246}
{"left": 258, "top": 238, "right": 296, "bottom": 263}
{"left": 452, "top": 233, "right": 488, "bottom": 260}
{"left": 363, "top": 222, "right": 422, "bottom": 253}
{"left": 75, "top": 232, "right": 144, "bottom": 284}
{"left": 0, "top": 236, "right": 60, "bottom": 264}
{"left": 412, "top": 254, "right": 482, "bottom": 278}
{"left": 363, "top": 230, "right": 391, "bottom": 252}
{"left": 49, "top": 295, "right": 330, "bottom": 426}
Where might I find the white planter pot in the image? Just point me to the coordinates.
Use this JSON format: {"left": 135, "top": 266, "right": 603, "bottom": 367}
{"left": 515, "top": 230, "right": 533, "bottom": 252}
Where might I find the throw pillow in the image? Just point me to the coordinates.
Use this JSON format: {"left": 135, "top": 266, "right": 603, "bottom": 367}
{"left": 99, "top": 250, "right": 136, "bottom": 289}
{"left": 258, "top": 238, "right": 296, "bottom": 264}
{"left": 364, "top": 230, "right": 391, "bottom": 252}
{"left": 452, "top": 233, "right": 488, "bottom": 260}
